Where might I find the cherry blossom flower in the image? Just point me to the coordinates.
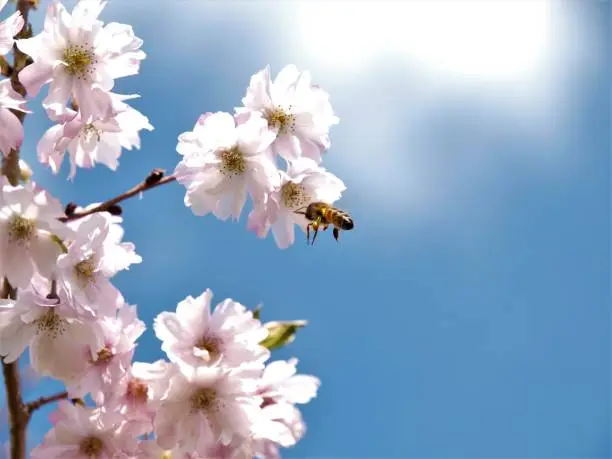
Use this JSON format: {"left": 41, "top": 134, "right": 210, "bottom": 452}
{"left": 257, "top": 358, "right": 320, "bottom": 406}
{"left": 38, "top": 94, "right": 153, "bottom": 178}
{"left": 67, "top": 208, "right": 142, "bottom": 275}
{"left": 31, "top": 400, "right": 139, "bottom": 458}
{"left": 153, "top": 364, "right": 263, "bottom": 455}
{"left": 67, "top": 304, "right": 145, "bottom": 400}
{"left": 56, "top": 223, "right": 121, "bottom": 315}
{"left": 252, "top": 405, "right": 305, "bottom": 459}
{"left": 154, "top": 289, "right": 269, "bottom": 370}
{"left": 138, "top": 439, "right": 252, "bottom": 459}
{"left": 248, "top": 157, "right": 346, "bottom": 249}
{"left": 236, "top": 64, "right": 339, "bottom": 163}
{"left": 0, "top": 181, "right": 72, "bottom": 288}
{"left": 0, "top": 79, "right": 29, "bottom": 157}
{"left": 96, "top": 22, "right": 145, "bottom": 79}
{"left": 174, "top": 111, "right": 279, "bottom": 221}
{"left": 102, "top": 359, "right": 173, "bottom": 427}
{"left": 0, "top": 274, "right": 105, "bottom": 382}
{"left": 15, "top": 0, "right": 145, "bottom": 121}
{"left": 57, "top": 212, "right": 140, "bottom": 315}
{"left": 251, "top": 359, "right": 320, "bottom": 457}
{"left": 0, "top": 0, "right": 24, "bottom": 55}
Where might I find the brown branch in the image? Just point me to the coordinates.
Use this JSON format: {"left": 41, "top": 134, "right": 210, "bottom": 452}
{"left": 0, "top": 56, "right": 12, "bottom": 77}
{"left": 1, "top": 279, "right": 26, "bottom": 459}
{"left": 2, "top": 0, "right": 33, "bottom": 185}
{"left": 59, "top": 169, "right": 177, "bottom": 222}
{"left": 25, "top": 391, "right": 68, "bottom": 415}
{"left": 2, "top": 4, "right": 34, "bottom": 457}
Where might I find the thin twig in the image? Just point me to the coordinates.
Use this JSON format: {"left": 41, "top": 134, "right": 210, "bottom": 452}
{"left": 0, "top": 55, "right": 12, "bottom": 77}
{"left": 59, "top": 170, "right": 177, "bottom": 222}
{"left": 1, "top": 279, "right": 26, "bottom": 459}
{"left": 25, "top": 391, "right": 68, "bottom": 415}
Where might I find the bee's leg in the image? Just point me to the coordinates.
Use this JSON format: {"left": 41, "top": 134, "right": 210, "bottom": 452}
{"left": 333, "top": 227, "right": 340, "bottom": 242}
{"left": 306, "top": 224, "right": 311, "bottom": 245}
{"left": 311, "top": 219, "right": 321, "bottom": 245}
{"left": 322, "top": 224, "right": 329, "bottom": 231}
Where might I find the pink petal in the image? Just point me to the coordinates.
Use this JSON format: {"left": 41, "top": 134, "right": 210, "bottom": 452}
{"left": 5, "top": 243, "right": 33, "bottom": 288}
{"left": 272, "top": 215, "right": 295, "bottom": 250}
{"left": 37, "top": 124, "right": 65, "bottom": 173}
{"left": 18, "top": 61, "right": 53, "bottom": 97}
{"left": 0, "top": 11, "right": 24, "bottom": 55}
{"left": 0, "top": 108, "right": 23, "bottom": 155}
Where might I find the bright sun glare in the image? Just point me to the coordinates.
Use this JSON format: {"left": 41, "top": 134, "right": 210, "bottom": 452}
{"left": 296, "top": 0, "right": 552, "bottom": 80}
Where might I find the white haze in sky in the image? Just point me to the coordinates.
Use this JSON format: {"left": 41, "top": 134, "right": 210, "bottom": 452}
{"left": 291, "top": 0, "right": 602, "bottom": 223}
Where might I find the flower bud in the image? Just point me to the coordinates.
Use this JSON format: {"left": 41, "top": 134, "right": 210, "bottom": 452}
{"left": 260, "top": 320, "right": 308, "bottom": 351}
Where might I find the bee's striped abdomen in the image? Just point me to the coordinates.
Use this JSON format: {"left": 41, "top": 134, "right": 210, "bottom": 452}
{"left": 324, "top": 208, "right": 354, "bottom": 231}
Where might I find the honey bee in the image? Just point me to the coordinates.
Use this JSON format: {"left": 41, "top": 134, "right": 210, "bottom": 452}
{"left": 294, "top": 202, "right": 354, "bottom": 245}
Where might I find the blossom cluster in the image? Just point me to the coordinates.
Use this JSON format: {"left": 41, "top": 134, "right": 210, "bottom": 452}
{"left": 0, "top": 0, "right": 346, "bottom": 457}
{"left": 175, "top": 65, "right": 346, "bottom": 249}
{"left": 0, "top": 184, "right": 320, "bottom": 459}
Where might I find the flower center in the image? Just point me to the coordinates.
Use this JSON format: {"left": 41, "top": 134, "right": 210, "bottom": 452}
{"left": 93, "top": 346, "right": 114, "bottom": 366}
{"left": 126, "top": 378, "right": 149, "bottom": 405}
{"left": 74, "top": 257, "right": 96, "bottom": 287}
{"left": 266, "top": 106, "right": 296, "bottom": 135}
{"left": 63, "top": 43, "right": 96, "bottom": 80}
{"left": 79, "top": 436, "right": 103, "bottom": 456}
{"left": 190, "top": 388, "right": 221, "bottom": 413}
{"left": 219, "top": 146, "right": 246, "bottom": 176}
{"left": 280, "top": 181, "right": 309, "bottom": 209}
{"left": 7, "top": 214, "right": 36, "bottom": 244}
{"left": 34, "top": 309, "right": 67, "bottom": 339}
{"left": 195, "top": 335, "right": 222, "bottom": 362}
{"left": 81, "top": 123, "right": 101, "bottom": 143}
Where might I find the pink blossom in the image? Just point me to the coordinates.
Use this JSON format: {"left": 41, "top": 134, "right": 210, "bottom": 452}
{"left": 138, "top": 439, "right": 252, "bottom": 459}
{"left": 0, "top": 79, "right": 29, "bottom": 157}
{"left": 0, "top": 274, "right": 105, "bottom": 382}
{"left": 32, "top": 400, "right": 139, "bottom": 458}
{"left": 0, "top": 0, "right": 24, "bottom": 55}
{"left": 153, "top": 365, "right": 263, "bottom": 455}
{"left": 154, "top": 289, "right": 269, "bottom": 370}
{"left": 251, "top": 358, "right": 320, "bottom": 456}
{"left": 38, "top": 93, "right": 153, "bottom": 178}
{"left": 67, "top": 208, "right": 142, "bottom": 275}
{"left": 15, "top": 0, "right": 145, "bottom": 121}
{"left": 57, "top": 212, "right": 140, "bottom": 316}
{"left": 0, "top": 181, "right": 72, "bottom": 288}
{"left": 236, "top": 65, "right": 339, "bottom": 163}
{"left": 67, "top": 304, "right": 145, "bottom": 401}
{"left": 252, "top": 405, "right": 305, "bottom": 459}
{"left": 102, "top": 359, "right": 173, "bottom": 427}
{"left": 174, "top": 112, "right": 279, "bottom": 221}
{"left": 258, "top": 358, "right": 320, "bottom": 405}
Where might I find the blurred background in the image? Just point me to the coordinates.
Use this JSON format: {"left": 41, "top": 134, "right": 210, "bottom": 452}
{"left": 0, "top": 0, "right": 609, "bottom": 457}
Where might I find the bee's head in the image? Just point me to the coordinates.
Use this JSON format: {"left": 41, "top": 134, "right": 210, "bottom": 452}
{"left": 304, "top": 204, "right": 319, "bottom": 221}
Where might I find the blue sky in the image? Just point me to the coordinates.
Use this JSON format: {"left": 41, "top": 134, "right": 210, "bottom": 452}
{"left": 0, "top": 0, "right": 609, "bottom": 457}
